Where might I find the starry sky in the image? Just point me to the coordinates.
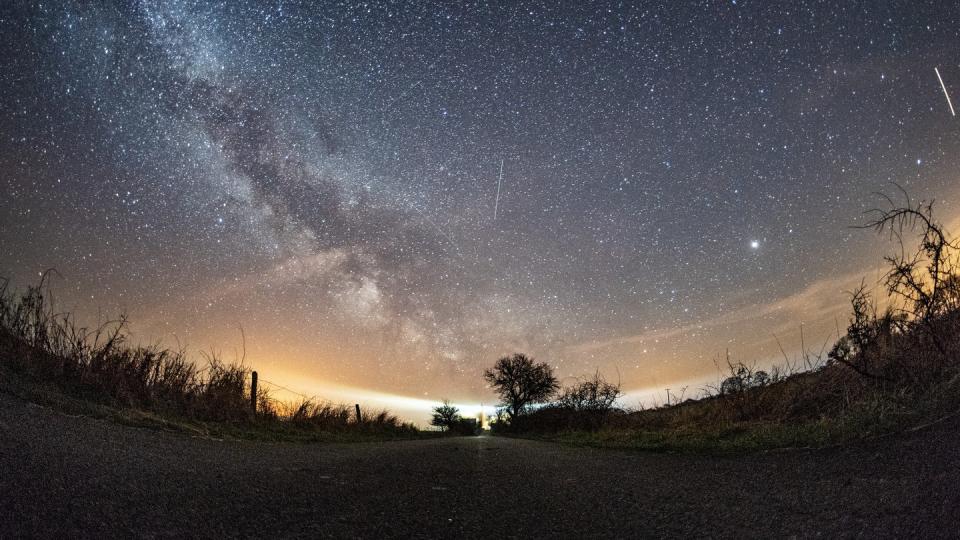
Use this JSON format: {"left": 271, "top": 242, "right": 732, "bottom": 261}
{"left": 3, "top": 1, "right": 960, "bottom": 418}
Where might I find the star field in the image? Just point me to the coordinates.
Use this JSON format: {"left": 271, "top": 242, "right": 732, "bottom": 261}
{"left": 3, "top": 1, "right": 960, "bottom": 406}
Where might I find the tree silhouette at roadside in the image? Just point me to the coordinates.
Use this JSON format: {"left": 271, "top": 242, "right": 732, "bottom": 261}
{"left": 483, "top": 353, "right": 559, "bottom": 421}
{"left": 430, "top": 400, "right": 461, "bottom": 431}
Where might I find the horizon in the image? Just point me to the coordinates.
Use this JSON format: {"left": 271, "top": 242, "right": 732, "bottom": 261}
{"left": 4, "top": 2, "right": 960, "bottom": 424}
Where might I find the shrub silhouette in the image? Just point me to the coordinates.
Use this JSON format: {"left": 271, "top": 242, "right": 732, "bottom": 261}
{"left": 449, "top": 417, "right": 480, "bottom": 436}
{"left": 720, "top": 363, "right": 769, "bottom": 395}
{"left": 509, "top": 371, "right": 624, "bottom": 432}
{"left": 557, "top": 371, "right": 621, "bottom": 412}
{"left": 859, "top": 190, "right": 960, "bottom": 359}
{"left": 827, "top": 284, "right": 904, "bottom": 381}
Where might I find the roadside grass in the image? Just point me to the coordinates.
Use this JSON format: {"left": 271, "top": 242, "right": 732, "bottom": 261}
{"left": 504, "top": 360, "right": 960, "bottom": 453}
{"left": 0, "top": 358, "right": 433, "bottom": 444}
{"left": 528, "top": 407, "right": 909, "bottom": 454}
{"left": 0, "top": 277, "right": 426, "bottom": 443}
{"left": 493, "top": 195, "right": 960, "bottom": 453}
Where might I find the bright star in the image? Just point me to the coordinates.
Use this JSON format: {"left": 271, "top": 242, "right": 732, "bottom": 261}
{"left": 750, "top": 240, "right": 760, "bottom": 249}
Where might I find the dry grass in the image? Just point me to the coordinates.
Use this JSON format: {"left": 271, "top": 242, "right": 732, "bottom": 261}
{"left": 0, "top": 276, "right": 417, "bottom": 440}
{"left": 506, "top": 313, "right": 960, "bottom": 452}
{"left": 501, "top": 194, "right": 960, "bottom": 451}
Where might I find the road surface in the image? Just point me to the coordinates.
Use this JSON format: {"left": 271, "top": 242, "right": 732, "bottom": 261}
{"left": 0, "top": 391, "right": 957, "bottom": 538}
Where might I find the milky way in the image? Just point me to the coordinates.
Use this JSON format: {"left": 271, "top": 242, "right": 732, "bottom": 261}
{"left": 3, "top": 2, "right": 960, "bottom": 412}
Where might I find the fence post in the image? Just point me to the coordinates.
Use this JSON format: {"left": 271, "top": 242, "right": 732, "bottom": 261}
{"left": 355, "top": 403, "right": 362, "bottom": 423}
{"left": 250, "top": 371, "right": 258, "bottom": 414}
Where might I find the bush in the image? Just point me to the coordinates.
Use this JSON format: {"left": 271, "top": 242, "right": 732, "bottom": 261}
{"left": 556, "top": 372, "right": 621, "bottom": 412}
{"left": 449, "top": 417, "right": 480, "bottom": 436}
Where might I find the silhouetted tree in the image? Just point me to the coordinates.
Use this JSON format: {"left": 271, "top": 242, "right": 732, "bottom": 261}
{"left": 483, "top": 353, "right": 559, "bottom": 421}
{"left": 430, "top": 400, "right": 461, "bottom": 431}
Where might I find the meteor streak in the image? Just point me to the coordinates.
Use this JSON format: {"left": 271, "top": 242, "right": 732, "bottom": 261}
{"left": 935, "top": 67, "right": 956, "bottom": 116}
{"left": 493, "top": 158, "right": 503, "bottom": 220}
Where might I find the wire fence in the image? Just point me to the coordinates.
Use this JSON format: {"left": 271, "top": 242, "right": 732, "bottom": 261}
{"left": 255, "top": 376, "right": 321, "bottom": 403}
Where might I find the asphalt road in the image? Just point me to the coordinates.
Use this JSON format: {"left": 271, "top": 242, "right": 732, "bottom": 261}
{"left": 1, "top": 392, "right": 957, "bottom": 538}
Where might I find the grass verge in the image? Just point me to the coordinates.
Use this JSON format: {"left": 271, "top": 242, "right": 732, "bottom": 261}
{"left": 0, "top": 277, "right": 427, "bottom": 443}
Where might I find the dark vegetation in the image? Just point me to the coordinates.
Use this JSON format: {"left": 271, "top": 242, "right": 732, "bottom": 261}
{"left": 430, "top": 400, "right": 480, "bottom": 435}
{"left": 487, "top": 193, "right": 960, "bottom": 452}
{"left": 0, "top": 275, "right": 418, "bottom": 442}
{"left": 483, "top": 353, "right": 559, "bottom": 421}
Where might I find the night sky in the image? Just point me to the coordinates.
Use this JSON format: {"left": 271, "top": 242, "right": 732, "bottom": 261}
{"left": 3, "top": 2, "right": 960, "bottom": 416}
